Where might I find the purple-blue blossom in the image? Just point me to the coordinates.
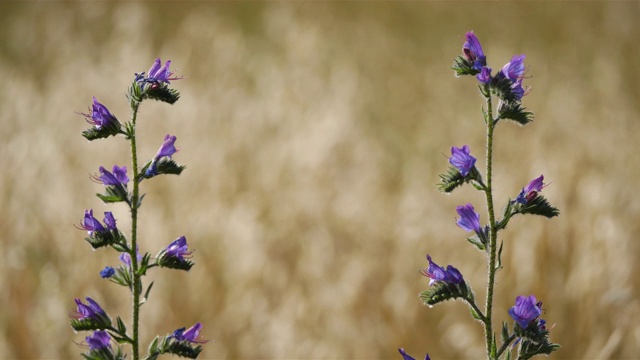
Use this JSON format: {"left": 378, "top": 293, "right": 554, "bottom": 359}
{"left": 449, "top": 145, "right": 476, "bottom": 177}
{"left": 164, "top": 236, "right": 193, "bottom": 261}
{"left": 147, "top": 58, "right": 181, "bottom": 84}
{"left": 420, "top": 255, "right": 464, "bottom": 286}
{"left": 100, "top": 266, "right": 115, "bottom": 279}
{"left": 85, "top": 330, "right": 112, "bottom": 351}
{"left": 508, "top": 295, "right": 542, "bottom": 329}
{"left": 80, "top": 209, "right": 105, "bottom": 235}
{"left": 456, "top": 203, "right": 482, "bottom": 233}
{"left": 462, "top": 31, "right": 486, "bottom": 71}
{"left": 501, "top": 54, "right": 526, "bottom": 82}
{"left": 103, "top": 212, "right": 117, "bottom": 231}
{"left": 398, "top": 348, "right": 431, "bottom": 360}
{"left": 169, "top": 322, "right": 208, "bottom": 344}
{"left": 96, "top": 165, "right": 129, "bottom": 187}
{"left": 155, "top": 134, "right": 178, "bottom": 159}
{"left": 516, "top": 175, "right": 545, "bottom": 204}
{"left": 82, "top": 97, "right": 119, "bottom": 129}
{"left": 72, "top": 297, "right": 106, "bottom": 320}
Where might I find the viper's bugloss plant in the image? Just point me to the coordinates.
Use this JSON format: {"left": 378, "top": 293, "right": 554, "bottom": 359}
{"left": 401, "top": 31, "right": 560, "bottom": 359}
{"left": 70, "top": 59, "right": 207, "bottom": 360}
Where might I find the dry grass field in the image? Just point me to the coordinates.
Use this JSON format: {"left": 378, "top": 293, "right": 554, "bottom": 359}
{"left": 1, "top": 2, "right": 639, "bottom": 359}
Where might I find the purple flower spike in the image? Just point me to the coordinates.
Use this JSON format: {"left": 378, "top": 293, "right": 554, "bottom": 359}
{"left": 501, "top": 54, "right": 526, "bottom": 82}
{"left": 456, "top": 203, "right": 481, "bottom": 233}
{"left": 98, "top": 165, "right": 129, "bottom": 187}
{"left": 509, "top": 295, "right": 542, "bottom": 329}
{"left": 170, "top": 322, "right": 208, "bottom": 344}
{"left": 73, "top": 297, "right": 106, "bottom": 320}
{"left": 80, "top": 209, "right": 105, "bottom": 235}
{"left": 420, "top": 255, "right": 464, "bottom": 285}
{"left": 398, "top": 348, "right": 430, "bottom": 360}
{"left": 449, "top": 145, "right": 476, "bottom": 177}
{"left": 516, "top": 175, "right": 545, "bottom": 204}
{"left": 165, "top": 236, "right": 193, "bottom": 261}
{"left": 155, "top": 134, "right": 178, "bottom": 159}
{"left": 463, "top": 31, "right": 486, "bottom": 71}
{"left": 86, "top": 330, "right": 112, "bottom": 351}
{"left": 82, "top": 97, "right": 119, "bottom": 129}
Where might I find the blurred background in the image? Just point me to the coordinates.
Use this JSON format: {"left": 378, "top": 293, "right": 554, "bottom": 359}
{"left": 1, "top": 2, "right": 639, "bottom": 359}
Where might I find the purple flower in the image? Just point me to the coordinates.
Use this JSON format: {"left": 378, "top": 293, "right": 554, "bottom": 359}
{"left": 449, "top": 145, "right": 476, "bottom": 177}
{"left": 147, "top": 58, "right": 181, "bottom": 84}
{"left": 516, "top": 175, "right": 545, "bottom": 204}
{"left": 511, "top": 78, "right": 526, "bottom": 100}
{"left": 155, "top": 134, "right": 178, "bottom": 159}
{"left": 81, "top": 97, "right": 119, "bottom": 129}
{"left": 476, "top": 66, "right": 492, "bottom": 84}
{"left": 398, "top": 348, "right": 431, "bottom": 360}
{"left": 72, "top": 297, "right": 107, "bottom": 320}
{"left": 164, "top": 236, "right": 193, "bottom": 261}
{"left": 96, "top": 165, "right": 129, "bottom": 187}
{"left": 85, "top": 330, "right": 112, "bottom": 351}
{"left": 501, "top": 54, "right": 526, "bottom": 82}
{"left": 420, "top": 255, "right": 464, "bottom": 286}
{"left": 509, "top": 295, "right": 542, "bottom": 329}
{"left": 80, "top": 209, "right": 105, "bottom": 235}
{"left": 462, "top": 31, "right": 486, "bottom": 71}
{"left": 100, "top": 266, "right": 115, "bottom": 279}
{"left": 169, "top": 322, "right": 208, "bottom": 344}
{"left": 103, "top": 212, "right": 117, "bottom": 231}
{"left": 456, "top": 203, "right": 481, "bottom": 233}
{"left": 120, "top": 246, "right": 142, "bottom": 267}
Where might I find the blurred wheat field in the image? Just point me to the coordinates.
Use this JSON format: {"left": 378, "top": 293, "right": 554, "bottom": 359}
{"left": 1, "top": 2, "right": 640, "bottom": 359}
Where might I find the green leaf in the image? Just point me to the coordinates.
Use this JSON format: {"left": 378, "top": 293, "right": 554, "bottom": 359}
{"left": 437, "top": 166, "right": 482, "bottom": 193}
{"left": 496, "top": 240, "right": 504, "bottom": 271}
{"left": 497, "top": 101, "right": 533, "bottom": 126}
{"left": 419, "top": 280, "right": 473, "bottom": 306}
{"left": 141, "top": 281, "right": 154, "bottom": 306}
{"left": 466, "top": 235, "right": 486, "bottom": 251}
{"left": 452, "top": 56, "right": 480, "bottom": 77}
{"left": 516, "top": 195, "right": 560, "bottom": 218}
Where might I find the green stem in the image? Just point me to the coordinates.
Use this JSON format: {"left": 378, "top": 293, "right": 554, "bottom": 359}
{"left": 129, "top": 103, "right": 141, "bottom": 360}
{"left": 483, "top": 91, "right": 499, "bottom": 359}
{"left": 496, "top": 334, "right": 517, "bottom": 359}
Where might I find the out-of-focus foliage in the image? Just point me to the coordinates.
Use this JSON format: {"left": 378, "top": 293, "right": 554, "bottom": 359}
{"left": 1, "top": 2, "right": 639, "bottom": 359}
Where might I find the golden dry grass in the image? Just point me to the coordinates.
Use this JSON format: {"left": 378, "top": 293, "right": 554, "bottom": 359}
{"left": 1, "top": 2, "right": 639, "bottom": 359}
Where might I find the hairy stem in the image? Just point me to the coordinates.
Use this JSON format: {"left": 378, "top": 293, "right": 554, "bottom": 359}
{"left": 483, "top": 91, "right": 498, "bottom": 359}
{"left": 129, "top": 103, "right": 141, "bottom": 360}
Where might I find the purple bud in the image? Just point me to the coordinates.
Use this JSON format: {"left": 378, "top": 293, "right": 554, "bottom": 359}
{"left": 516, "top": 175, "right": 545, "bottom": 204}
{"left": 170, "top": 322, "right": 208, "bottom": 344}
{"left": 155, "top": 134, "right": 178, "bottom": 159}
{"left": 456, "top": 203, "right": 482, "bottom": 233}
{"left": 508, "top": 295, "right": 542, "bottom": 329}
{"left": 72, "top": 297, "right": 106, "bottom": 320}
{"left": 449, "top": 145, "right": 476, "bottom": 177}
{"left": 100, "top": 266, "right": 115, "bottom": 279}
{"left": 476, "top": 66, "right": 492, "bottom": 84}
{"left": 80, "top": 209, "right": 105, "bottom": 235}
{"left": 120, "top": 246, "right": 141, "bottom": 267}
{"left": 398, "top": 348, "right": 430, "bottom": 360}
{"left": 86, "top": 330, "right": 112, "bottom": 350}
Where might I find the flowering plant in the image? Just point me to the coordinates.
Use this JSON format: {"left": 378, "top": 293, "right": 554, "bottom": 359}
{"left": 401, "top": 32, "right": 560, "bottom": 360}
{"left": 71, "top": 59, "right": 207, "bottom": 360}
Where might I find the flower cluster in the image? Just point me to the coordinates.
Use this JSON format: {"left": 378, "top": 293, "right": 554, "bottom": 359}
{"left": 71, "top": 59, "right": 206, "bottom": 359}
{"left": 405, "top": 32, "right": 559, "bottom": 359}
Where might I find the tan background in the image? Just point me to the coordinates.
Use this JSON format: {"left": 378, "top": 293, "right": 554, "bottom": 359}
{"left": 1, "top": 2, "right": 639, "bottom": 359}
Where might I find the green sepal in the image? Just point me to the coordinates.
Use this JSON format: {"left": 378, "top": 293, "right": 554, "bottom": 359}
{"left": 452, "top": 56, "right": 480, "bottom": 77}
{"left": 490, "top": 76, "right": 521, "bottom": 103}
{"left": 70, "top": 313, "right": 112, "bottom": 332}
{"left": 514, "top": 319, "right": 561, "bottom": 360}
{"left": 155, "top": 252, "right": 194, "bottom": 271}
{"left": 496, "top": 200, "right": 515, "bottom": 231}
{"left": 145, "top": 335, "right": 203, "bottom": 360}
{"left": 96, "top": 184, "right": 130, "bottom": 206}
{"left": 501, "top": 321, "right": 510, "bottom": 344}
{"left": 144, "top": 84, "right": 181, "bottom": 104}
{"left": 81, "top": 345, "right": 126, "bottom": 360}
{"left": 107, "top": 266, "right": 133, "bottom": 288}
{"left": 490, "top": 334, "right": 497, "bottom": 359}
{"left": 82, "top": 120, "right": 123, "bottom": 141}
{"left": 115, "top": 317, "right": 127, "bottom": 338}
{"left": 466, "top": 235, "right": 486, "bottom": 251}
{"left": 139, "top": 158, "right": 186, "bottom": 181}
{"left": 470, "top": 306, "right": 482, "bottom": 321}
{"left": 419, "top": 280, "right": 473, "bottom": 306}
{"left": 128, "top": 80, "right": 144, "bottom": 108}
{"left": 497, "top": 101, "right": 533, "bottom": 126}
{"left": 437, "top": 166, "right": 483, "bottom": 193}
{"left": 515, "top": 195, "right": 559, "bottom": 218}
{"left": 496, "top": 240, "right": 504, "bottom": 271}
{"left": 85, "top": 229, "right": 127, "bottom": 250}
{"left": 137, "top": 253, "right": 152, "bottom": 276}
{"left": 123, "top": 122, "right": 135, "bottom": 141}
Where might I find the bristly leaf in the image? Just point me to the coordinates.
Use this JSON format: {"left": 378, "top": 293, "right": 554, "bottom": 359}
{"left": 452, "top": 55, "right": 480, "bottom": 77}
{"left": 96, "top": 184, "right": 130, "bottom": 205}
{"left": 419, "top": 280, "right": 473, "bottom": 306}
{"left": 144, "top": 335, "right": 203, "bottom": 360}
{"left": 141, "top": 281, "right": 154, "bottom": 306}
{"left": 497, "top": 101, "right": 533, "bottom": 126}
{"left": 516, "top": 195, "right": 560, "bottom": 218}
{"left": 139, "top": 158, "right": 186, "bottom": 181}
{"left": 438, "top": 166, "right": 483, "bottom": 193}
{"left": 144, "top": 84, "right": 180, "bottom": 104}
{"left": 490, "top": 76, "right": 521, "bottom": 103}
{"left": 496, "top": 240, "right": 504, "bottom": 271}
{"left": 84, "top": 229, "right": 126, "bottom": 249}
